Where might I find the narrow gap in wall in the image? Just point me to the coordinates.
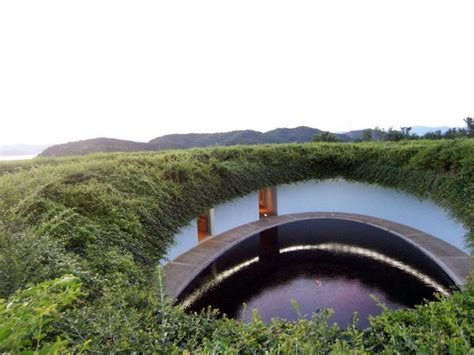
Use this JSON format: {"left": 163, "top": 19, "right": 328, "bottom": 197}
{"left": 259, "top": 187, "right": 277, "bottom": 218}
{"left": 198, "top": 211, "right": 211, "bottom": 241}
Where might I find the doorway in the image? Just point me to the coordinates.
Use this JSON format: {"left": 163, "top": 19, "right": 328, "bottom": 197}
{"left": 259, "top": 187, "right": 277, "bottom": 218}
{"left": 197, "top": 211, "right": 211, "bottom": 241}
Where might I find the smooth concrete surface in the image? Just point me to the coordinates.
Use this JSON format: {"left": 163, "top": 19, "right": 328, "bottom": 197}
{"left": 210, "top": 192, "right": 259, "bottom": 236}
{"left": 161, "top": 219, "right": 198, "bottom": 264}
{"left": 276, "top": 179, "right": 469, "bottom": 252}
{"left": 164, "top": 212, "right": 472, "bottom": 300}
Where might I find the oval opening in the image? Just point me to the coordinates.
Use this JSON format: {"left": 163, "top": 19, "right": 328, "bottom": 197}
{"left": 178, "top": 219, "right": 456, "bottom": 328}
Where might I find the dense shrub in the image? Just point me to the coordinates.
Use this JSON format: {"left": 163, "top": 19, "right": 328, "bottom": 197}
{"left": 0, "top": 275, "right": 82, "bottom": 353}
{"left": 0, "top": 140, "right": 472, "bottom": 352}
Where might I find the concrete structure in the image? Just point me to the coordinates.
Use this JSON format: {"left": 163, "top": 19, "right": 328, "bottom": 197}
{"left": 163, "top": 192, "right": 260, "bottom": 261}
{"left": 162, "top": 178, "right": 470, "bottom": 263}
{"left": 164, "top": 213, "right": 472, "bottom": 300}
{"left": 276, "top": 179, "right": 469, "bottom": 252}
{"left": 161, "top": 219, "right": 198, "bottom": 263}
{"left": 210, "top": 192, "right": 259, "bottom": 235}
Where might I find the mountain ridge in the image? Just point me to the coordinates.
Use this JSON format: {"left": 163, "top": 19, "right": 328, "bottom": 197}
{"left": 38, "top": 125, "right": 452, "bottom": 157}
{"left": 40, "top": 126, "right": 351, "bottom": 157}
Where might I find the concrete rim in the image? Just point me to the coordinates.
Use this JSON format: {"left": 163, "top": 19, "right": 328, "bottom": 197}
{"left": 164, "top": 212, "right": 472, "bottom": 300}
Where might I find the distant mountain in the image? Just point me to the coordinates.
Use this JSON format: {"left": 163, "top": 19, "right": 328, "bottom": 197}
{"left": 264, "top": 127, "right": 327, "bottom": 143}
{"left": 340, "top": 126, "right": 455, "bottom": 140}
{"left": 39, "top": 138, "right": 151, "bottom": 157}
{"left": 148, "top": 126, "right": 352, "bottom": 150}
{"left": 339, "top": 129, "right": 386, "bottom": 141}
{"left": 410, "top": 126, "right": 451, "bottom": 136}
{"left": 39, "top": 126, "right": 355, "bottom": 157}
{"left": 148, "top": 130, "right": 266, "bottom": 149}
{"left": 38, "top": 125, "right": 457, "bottom": 158}
{"left": 0, "top": 143, "right": 52, "bottom": 156}
{"left": 339, "top": 129, "right": 366, "bottom": 140}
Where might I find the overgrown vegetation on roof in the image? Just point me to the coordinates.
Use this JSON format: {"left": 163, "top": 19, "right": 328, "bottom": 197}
{"left": 0, "top": 139, "right": 473, "bottom": 352}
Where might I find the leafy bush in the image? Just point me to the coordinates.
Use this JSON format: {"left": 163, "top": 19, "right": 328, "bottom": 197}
{"left": 0, "top": 140, "right": 472, "bottom": 352}
{"left": 0, "top": 275, "right": 82, "bottom": 353}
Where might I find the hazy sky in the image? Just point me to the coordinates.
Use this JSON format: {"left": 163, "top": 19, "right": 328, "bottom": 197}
{"left": 1, "top": 1, "right": 473, "bottom": 145}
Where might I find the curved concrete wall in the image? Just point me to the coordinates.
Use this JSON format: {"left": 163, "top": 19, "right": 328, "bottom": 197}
{"left": 276, "top": 179, "right": 469, "bottom": 252}
{"left": 210, "top": 192, "right": 259, "bottom": 235}
{"left": 163, "top": 178, "right": 470, "bottom": 262}
{"left": 161, "top": 219, "right": 199, "bottom": 264}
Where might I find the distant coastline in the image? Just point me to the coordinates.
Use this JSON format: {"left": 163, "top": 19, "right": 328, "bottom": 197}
{"left": 0, "top": 154, "right": 36, "bottom": 161}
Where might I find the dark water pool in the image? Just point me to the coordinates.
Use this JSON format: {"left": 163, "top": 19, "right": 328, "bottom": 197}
{"left": 180, "top": 219, "right": 455, "bottom": 328}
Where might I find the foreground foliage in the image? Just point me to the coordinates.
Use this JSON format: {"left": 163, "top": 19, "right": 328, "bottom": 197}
{"left": 0, "top": 275, "right": 82, "bottom": 353}
{"left": 0, "top": 139, "right": 473, "bottom": 352}
{"left": 1, "top": 272, "right": 473, "bottom": 353}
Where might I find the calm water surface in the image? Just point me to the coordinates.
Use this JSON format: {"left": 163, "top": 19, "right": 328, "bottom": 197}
{"left": 182, "top": 219, "right": 454, "bottom": 328}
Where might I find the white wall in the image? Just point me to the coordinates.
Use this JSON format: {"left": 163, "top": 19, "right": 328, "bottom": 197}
{"left": 276, "top": 179, "right": 469, "bottom": 252}
{"left": 161, "top": 219, "right": 198, "bottom": 263}
{"left": 164, "top": 179, "right": 469, "bottom": 263}
{"left": 210, "top": 192, "right": 260, "bottom": 235}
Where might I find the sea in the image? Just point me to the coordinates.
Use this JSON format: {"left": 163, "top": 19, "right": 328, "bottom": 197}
{"left": 0, "top": 155, "right": 37, "bottom": 161}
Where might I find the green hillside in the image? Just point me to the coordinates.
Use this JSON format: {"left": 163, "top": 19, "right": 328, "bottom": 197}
{"left": 39, "top": 126, "right": 354, "bottom": 157}
{"left": 1, "top": 140, "right": 473, "bottom": 353}
{"left": 39, "top": 137, "right": 152, "bottom": 157}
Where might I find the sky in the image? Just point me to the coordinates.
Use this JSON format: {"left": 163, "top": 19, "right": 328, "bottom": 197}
{"left": 1, "top": 1, "right": 473, "bottom": 145}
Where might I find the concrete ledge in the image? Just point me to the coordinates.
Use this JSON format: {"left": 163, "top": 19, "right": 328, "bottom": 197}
{"left": 164, "top": 212, "right": 472, "bottom": 300}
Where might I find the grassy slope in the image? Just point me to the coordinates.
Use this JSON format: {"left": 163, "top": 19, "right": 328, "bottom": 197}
{"left": 0, "top": 139, "right": 473, "bottom": 352}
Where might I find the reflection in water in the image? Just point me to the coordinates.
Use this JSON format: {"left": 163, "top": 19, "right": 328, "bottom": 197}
{"left": 181, "top": 257, "right": 259, "bottom": 309}
{"left": 280, "top": 244, "right": 448, "bottom": 296}
{"left": 181, "top": 219, "right": 454, "bottom": 328}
